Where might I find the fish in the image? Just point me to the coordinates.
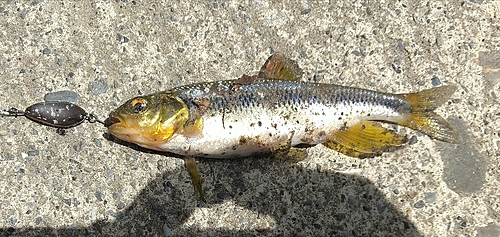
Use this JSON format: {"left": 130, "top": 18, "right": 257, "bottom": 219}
{"left": 105, "top": 53, "right": 460, "bottom": 200}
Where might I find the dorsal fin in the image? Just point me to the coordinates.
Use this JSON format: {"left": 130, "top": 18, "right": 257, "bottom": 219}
{"left": 258, "top": 52, "right": 303, "bottom": 81}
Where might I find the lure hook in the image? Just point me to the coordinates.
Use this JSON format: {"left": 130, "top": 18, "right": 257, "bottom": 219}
{"left": 86, "top": 113, "right": 105, "bottom": 125}
{"left": 0, "top": 108, "right": 26, "bottom": 117}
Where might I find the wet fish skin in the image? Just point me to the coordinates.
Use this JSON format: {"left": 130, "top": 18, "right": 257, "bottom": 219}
{"left": 107, "top": 78, "right": 459, "bottom": 158}
{"left": 106, "top": 52, "right": 459, "bottom": 201}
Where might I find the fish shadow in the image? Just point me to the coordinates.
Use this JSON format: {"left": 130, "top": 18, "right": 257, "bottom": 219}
{"left": 10, "top": 135, "right": 421, "bottom": 236}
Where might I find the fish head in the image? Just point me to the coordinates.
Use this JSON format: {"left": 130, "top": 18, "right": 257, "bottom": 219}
{"left": 106, "top": 93, "right": 189, "bottom": 150}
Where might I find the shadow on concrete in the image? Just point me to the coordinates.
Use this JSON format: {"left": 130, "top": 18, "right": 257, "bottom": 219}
{"left": 6, "top": 136, "right": 421, "bottom": 237}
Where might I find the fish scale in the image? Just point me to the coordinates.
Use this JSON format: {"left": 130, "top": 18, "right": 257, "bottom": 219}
{"left": 175, "top": 79, "right": 410, "bottom": 117}
{"left": 145, "top": 79, "right": 415, "bottom": 158}
{"left": 105, "top": 53, "right": 460, "bottom": 200}
{"left": 107, "top": 54, "right": 459, "bottom": 159}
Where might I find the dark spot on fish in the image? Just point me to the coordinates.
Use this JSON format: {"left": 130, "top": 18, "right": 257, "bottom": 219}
{"left": 187, "top": 98, "right": 211, "bottom": 124}
{"left": 341, "top": 112, "right": 344, "bottom": 115}
{"left": 250, "top": 123, "right": 255, "bottom": 127}
{"left": 296, "top": 120, "right": 300, "bottom": 124}
{"left": 208, "top": 83, "right": 226, "bottom": 95}
{"left": 361, "top": 124, "right": 366, "bottom": 130}
{"left": 338, "top": 117, "right": 342, "bottom": 120}
{"left": 239, "top": 137, "right": 247, "bottom": 145}
{"left": 340, "top": 122, "right": 348, "bottom": 131}
{"left": 230, "top": 74, "right": 257, "bottom": 93}
{"left": 192, "top": 98, "right": 211, "bottom": 114}
{"left": 282, "top": 114, "right": 290, "bottom": 120}
{"left": 269, "top": 133, "right": 273, "bottom": 137}
{"left": 367, "top": 113, "right": 371, "bottom": 116}
{"left": 271, "top": 123, "right": 277, "bottom": 129}
{"left": 229, "top": 125, "right": 233, "bottom": 129}
{"left": 221, "top": 152, "right": 226, "bottom": 155}
{"left": 258, "top": 121, "right": 262, "bottom": 127}
{"left": 232, "top": 145, "right": 237, "bottom": 150}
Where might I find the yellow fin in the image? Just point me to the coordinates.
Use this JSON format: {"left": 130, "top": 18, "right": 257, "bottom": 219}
{"left": 323, "top": 121, "right": 408, "bottom": 158}
{"left": 395, "top": 85, "right": 460, "bottom": 143}
{"left": 274, "top": 147, "right": 308, "bottom": 162}
{"left": 268, "top": 131, "right": 308, "bottom": 162}
{"left": 184, "top": 157, "right": 205, "bottom": 202}
{"left": 398, "top": 85, "right": 457, "bottom": 110}
{"left": 258, "top": 52, "right": 303, "bottom": 81}
{"left": 322, "top": 142, "right": 379, "bottom": 159}
{"left": 182, "top": 117, "right": 204, "bottom": 138}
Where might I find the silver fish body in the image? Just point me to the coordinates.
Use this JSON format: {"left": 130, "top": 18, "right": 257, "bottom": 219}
{"left": 107, "top": 53, "right": 458, "bottom": 159}
{"left": 161, "top": 79, "right": 414, "bottom": 158}
{"left": 106, "top": 53, "right": 459, "bottom": 201}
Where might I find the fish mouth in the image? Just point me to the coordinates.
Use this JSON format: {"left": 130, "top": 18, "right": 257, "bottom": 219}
{"left": 105, "top": 112, "right": 142, "bottom": 138}
{"left": 104, "top": 115, "right": 122, "bottom": 128}
{"left": 105, "top": 113, "right": 162, "bottom": 151}
{"left": 105, "top": 113, "right": 137, "bottom": 143}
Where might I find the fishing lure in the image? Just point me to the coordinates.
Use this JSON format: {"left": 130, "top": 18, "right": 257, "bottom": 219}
{"left": 1, "top": 101, "right": 103, "bottom": 132}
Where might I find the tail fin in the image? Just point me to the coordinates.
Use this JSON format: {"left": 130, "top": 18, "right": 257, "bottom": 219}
{"left": 395, "top": 85, "right": 460, "bottom": 143}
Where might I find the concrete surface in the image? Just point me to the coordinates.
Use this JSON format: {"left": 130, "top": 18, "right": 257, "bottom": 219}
{"left": 0, "top": 0, "right": 499, "bottom": 236}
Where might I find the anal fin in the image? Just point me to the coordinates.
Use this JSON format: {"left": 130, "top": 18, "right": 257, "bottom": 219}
{"left": 323, "top": 142, "right": 379, "bottom": 159}
{"left": 323, "top": 121, "right": 408, "bottom": 158}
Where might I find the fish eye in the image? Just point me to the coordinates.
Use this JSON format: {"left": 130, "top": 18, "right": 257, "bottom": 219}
{"left": 131, "top": 99, "right": 148, "bottom": 113}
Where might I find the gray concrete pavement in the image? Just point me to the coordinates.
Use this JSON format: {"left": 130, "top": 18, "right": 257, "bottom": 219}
{"left": 0, "top": 1, "right": 499, "bottom": 236}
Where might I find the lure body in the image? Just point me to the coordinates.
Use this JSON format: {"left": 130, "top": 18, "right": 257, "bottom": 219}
{"left": 25, "top": 102, "right": 88, "bottom": 129}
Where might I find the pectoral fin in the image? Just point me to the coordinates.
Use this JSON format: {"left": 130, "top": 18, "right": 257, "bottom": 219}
{"left": 323, "top": 121, "right": 408, "bottom": 158}
{"left": 258, "top": 52, "right": 303, "bottom": 81}
{"left": 184, "top": 157, "right": 205, "bottom": 202}
{"left": 182, "top": 117, "right": 204, "bottom": 138}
